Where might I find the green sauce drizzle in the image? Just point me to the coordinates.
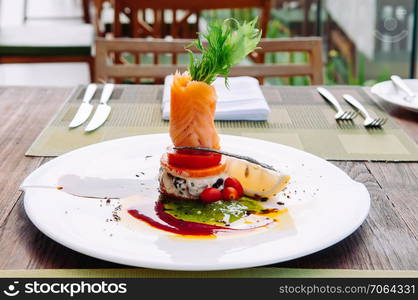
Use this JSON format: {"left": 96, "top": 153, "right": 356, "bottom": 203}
{"left": 162, "top": 197, "right": 265, "bottom": 225}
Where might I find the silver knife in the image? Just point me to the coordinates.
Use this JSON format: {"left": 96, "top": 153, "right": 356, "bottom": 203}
{"left": 69, "top": 84, "right": 97, "bottom": 128}
{"left": 85, "top": 84, "right": 114, "bottom": 132}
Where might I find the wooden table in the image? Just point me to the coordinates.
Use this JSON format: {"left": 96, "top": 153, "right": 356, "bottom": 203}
{"left": 0, "top": 86, "right": 417, "bottom": 270}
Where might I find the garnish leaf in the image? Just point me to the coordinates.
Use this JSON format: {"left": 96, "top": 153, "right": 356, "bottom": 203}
{"left": 186, "top": 18, "right": 261, "bottom": 85}
{"left": 163, "top": 197, "right": 265, "bottom": 225}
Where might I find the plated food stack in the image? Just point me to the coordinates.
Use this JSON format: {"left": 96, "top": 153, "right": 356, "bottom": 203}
{"left": 159, "top": 19, "right": 289, "bottom": 203}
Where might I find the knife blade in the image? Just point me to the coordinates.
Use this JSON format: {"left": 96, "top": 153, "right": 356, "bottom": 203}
{"left": 85, "top": 83, "right": 114, "bottom": 132}
{"left": 69, "top": 84, "right": 97, "bottom": 128}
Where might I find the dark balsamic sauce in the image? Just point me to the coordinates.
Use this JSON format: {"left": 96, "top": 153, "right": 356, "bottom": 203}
{"left": 127, "top": 201, "right": 234, "bottom": 236}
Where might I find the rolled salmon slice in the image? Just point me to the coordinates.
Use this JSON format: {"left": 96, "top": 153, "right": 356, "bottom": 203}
{"left": 169, "top": 72, "right": 220, "bottom": 149}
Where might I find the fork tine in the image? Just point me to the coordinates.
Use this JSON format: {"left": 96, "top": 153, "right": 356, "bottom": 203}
{"left": 338, "top": 112, "right": 347, "bottom": 120}
{"left": 379, "top": 118, "right": 386, "bottom": 126}
{"left": 337, "top": 111, "right": 360, "bottom": 121}
{"left": 345, "top": 111, "right": 353, "bottom": 120}
{"left": 376, "top": 118, "right": 385, "bottom": 127}
{"left": 343, "top": 112, "right": 350, "bottom": 120}
{"left": 369, "top": 120, "right": 377, "bottom": 127}
{"left": 351, "top": 111, "right": 359, "bottom": 119}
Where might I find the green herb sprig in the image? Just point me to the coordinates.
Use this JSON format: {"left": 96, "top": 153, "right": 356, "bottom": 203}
{"left": 187, "top": 18, "right": 261, "bottom": 85}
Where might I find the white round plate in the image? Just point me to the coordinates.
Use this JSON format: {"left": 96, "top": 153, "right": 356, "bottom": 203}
{"left": 21, "top": 134, "right": 370, "bottom": 271}
{"left": 371, "top": 79, "right": 418, "bottom": 113}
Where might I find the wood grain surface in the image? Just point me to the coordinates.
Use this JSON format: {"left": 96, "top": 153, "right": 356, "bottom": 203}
{"left": 0, "top": 86, "right": 416, "bottom": 270}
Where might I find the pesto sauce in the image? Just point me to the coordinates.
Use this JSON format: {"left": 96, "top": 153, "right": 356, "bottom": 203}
{"left": 162, "top": 197, "right": 265, "bottom": 225}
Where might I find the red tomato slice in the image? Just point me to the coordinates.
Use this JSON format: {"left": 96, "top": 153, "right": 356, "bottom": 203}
{"left": 161, "top": 157, "right": 226, "bottom": 178}
{"left": 167, "top": 151, "right": 222, "bottom": 169}
{"left": 175, "top": 148, "right": 214, "bottom": 156}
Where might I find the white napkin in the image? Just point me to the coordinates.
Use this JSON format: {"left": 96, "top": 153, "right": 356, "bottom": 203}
{"left": 162, "top": 75, "right": 271, "bottom": 120}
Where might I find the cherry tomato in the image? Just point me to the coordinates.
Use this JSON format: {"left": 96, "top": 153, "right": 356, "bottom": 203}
{"left": 200, "top": 187, "right": 222, "bottom": 203}
{"left": 224, "top": 177, "right": 244, "bottom": 197}
{"left": 167, "top": 150, "right": 222, "bottom": 169}
{"left": 222, "top": 187, "right": 239, "bottom": 201}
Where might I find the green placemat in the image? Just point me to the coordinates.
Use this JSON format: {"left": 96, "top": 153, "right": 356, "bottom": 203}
{"left": 1, "top": 268, "right": 417, "bottom": 278}
{"left": 26, "top": 85, "right": 418, "bottom": 161}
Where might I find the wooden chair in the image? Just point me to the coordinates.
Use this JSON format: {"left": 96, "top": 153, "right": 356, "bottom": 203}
{"left": 94, "top": 0, "right": 271, "bottom": 38}
{"left": 95, "top": 0, "right": 272, "bottom": 74}
{"left": 95, "top": 37, "right": 324, "bottom": 84}
{"left": 0, "top": 24, "right": 95, "bottom": 81}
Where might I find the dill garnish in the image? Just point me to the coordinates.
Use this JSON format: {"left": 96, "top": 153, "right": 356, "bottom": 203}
{"left": 186, "top": 18, "right": 261, "bottom": 85}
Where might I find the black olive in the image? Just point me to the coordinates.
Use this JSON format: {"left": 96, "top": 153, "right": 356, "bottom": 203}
{"left": 212, "top": 178, "right": 224, "bottom": 189}
{"left": 173, "top": 177, "right": 186, "bottom": 190}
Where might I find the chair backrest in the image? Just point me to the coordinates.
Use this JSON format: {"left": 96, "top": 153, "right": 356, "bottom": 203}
{"left": 112, "top": 0, "right": 271, "bottom": 38}
{"left": 95, "top": 37, "right": 324, "bottom": 84}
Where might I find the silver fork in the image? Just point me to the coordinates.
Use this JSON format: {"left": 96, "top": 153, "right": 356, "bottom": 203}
{"left": 317, "top": 87, "right": 357, "bottom": 120}
{"left": 343, "top": 94, "right": 387, "bottom": 127}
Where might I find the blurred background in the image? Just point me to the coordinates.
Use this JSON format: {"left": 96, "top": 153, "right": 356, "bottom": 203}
{"left": 0, "top": 0, "right": 416, "bottom": 86}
